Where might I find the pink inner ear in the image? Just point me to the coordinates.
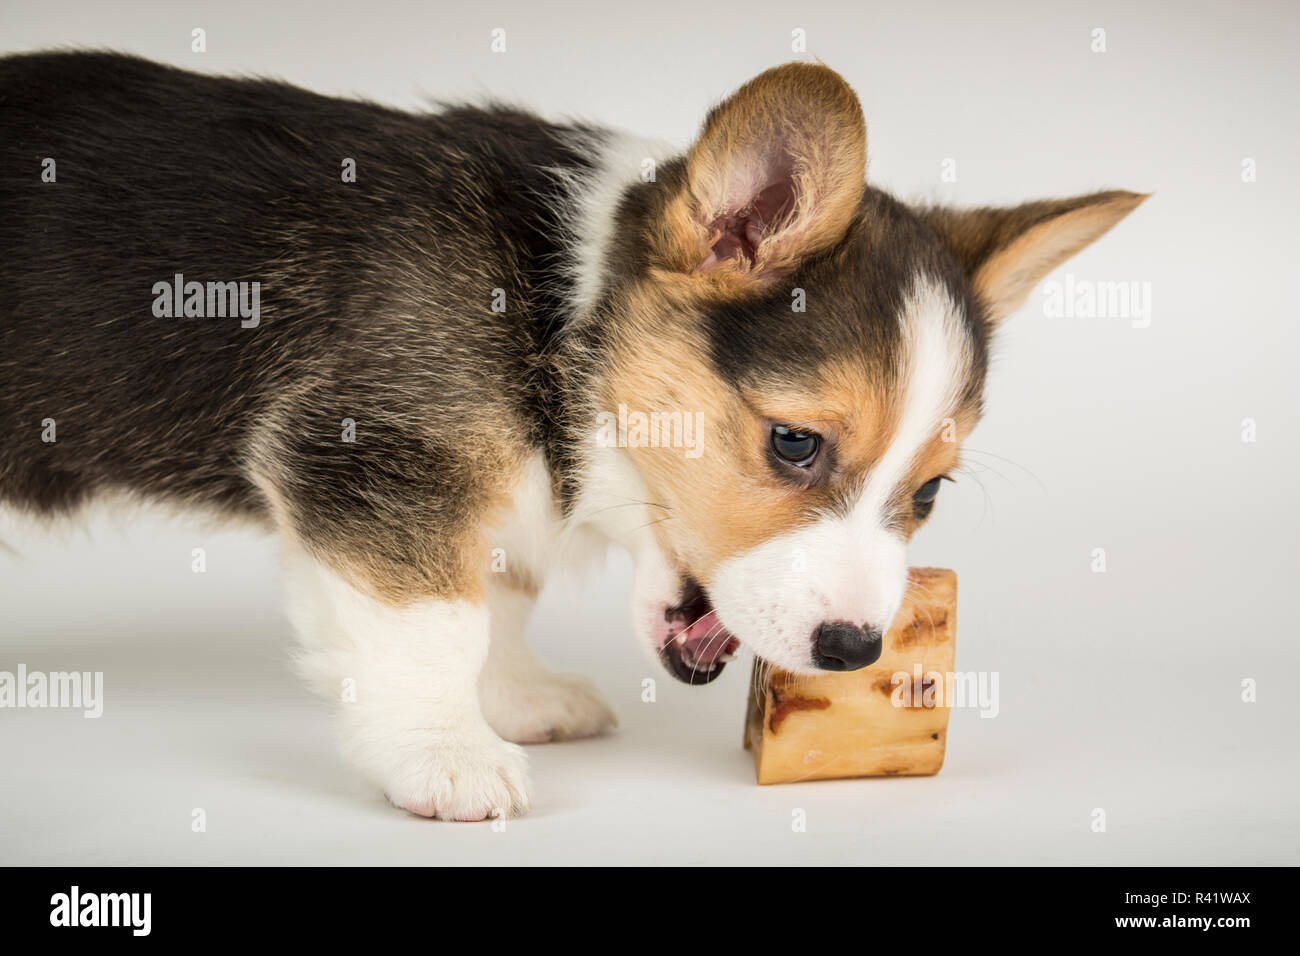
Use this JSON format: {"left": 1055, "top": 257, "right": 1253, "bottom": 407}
{"left": 699, "top": 178, "right": 797, "bottom": 271}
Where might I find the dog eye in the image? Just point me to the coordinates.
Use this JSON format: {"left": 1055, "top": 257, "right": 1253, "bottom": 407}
{"left": 770, "top": 425, "right": 820, "bottom": 466}
{"left": 914, "top": 477, "right": 943, "bottom": 504}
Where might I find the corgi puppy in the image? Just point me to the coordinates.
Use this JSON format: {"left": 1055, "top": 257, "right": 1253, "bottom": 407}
{"left": 0, "top": 52, "right": 1144, "bottom": 820}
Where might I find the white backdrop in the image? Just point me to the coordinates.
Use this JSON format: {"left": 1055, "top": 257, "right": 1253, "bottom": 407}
{"left": 1, "top": 0, "right": 1296, "bottom": 864}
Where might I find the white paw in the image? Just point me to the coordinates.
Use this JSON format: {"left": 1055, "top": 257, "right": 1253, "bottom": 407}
{"left": 363, "top": 726, "right": 533, "bottom": 821}
{"left": 482, "top": 671, "right": 618, "bottom": 744}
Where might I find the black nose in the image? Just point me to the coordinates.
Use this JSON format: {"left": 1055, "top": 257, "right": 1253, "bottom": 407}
{"left": 813, "top": 621, "right": 883, "bottom": 671}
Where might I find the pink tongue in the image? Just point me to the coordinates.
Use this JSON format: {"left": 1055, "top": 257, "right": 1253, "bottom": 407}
{"left": 682, "top": 612, "right": 740, "bottom": 663}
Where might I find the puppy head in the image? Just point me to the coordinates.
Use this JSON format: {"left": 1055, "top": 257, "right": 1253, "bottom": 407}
{"left": 588, "top": 63, "right": 1146, "bottom": 682}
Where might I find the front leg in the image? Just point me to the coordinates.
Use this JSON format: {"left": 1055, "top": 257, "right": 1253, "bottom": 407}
{"left": 479, "top": 582, "right": 618, "bottom": 744}
{"left": 287, "top": 550, "right": 531, "bottom": 821}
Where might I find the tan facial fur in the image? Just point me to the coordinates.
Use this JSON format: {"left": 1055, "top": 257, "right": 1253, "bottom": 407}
{"left": 597, "top": 280, "right": 982, "bottom": 590}
{"left": 592, "top": 265, "right": 982, "bottom": 677}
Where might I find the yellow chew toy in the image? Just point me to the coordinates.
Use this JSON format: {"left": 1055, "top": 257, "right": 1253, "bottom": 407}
{"left": 743, "top": 567, "right": 957, "bottom": 784}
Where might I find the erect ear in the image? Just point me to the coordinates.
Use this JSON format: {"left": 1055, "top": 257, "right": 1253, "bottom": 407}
{"left": 655, "top": 63, "right": 866, "bottom": 286}
{"left": 918, "top": 190, "right": 1149, "bottom": 325}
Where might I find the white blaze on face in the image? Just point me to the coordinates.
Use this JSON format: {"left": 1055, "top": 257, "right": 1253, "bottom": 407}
{"left": 709, "top": 274, "right": 973, "bottom": 673}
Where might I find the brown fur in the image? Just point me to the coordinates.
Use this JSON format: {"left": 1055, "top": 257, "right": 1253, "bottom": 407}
{"left": 596, "top": 283, "right": 804, "bottom": 575}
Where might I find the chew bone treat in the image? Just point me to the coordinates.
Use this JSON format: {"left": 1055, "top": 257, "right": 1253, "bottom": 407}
{"left": 743, "top": 568, "right": 957, "bottom": 784}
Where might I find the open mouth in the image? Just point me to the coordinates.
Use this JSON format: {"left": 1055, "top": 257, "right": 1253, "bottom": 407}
{"left": 657, "top": 578, "right": 741, "bottom": 685}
